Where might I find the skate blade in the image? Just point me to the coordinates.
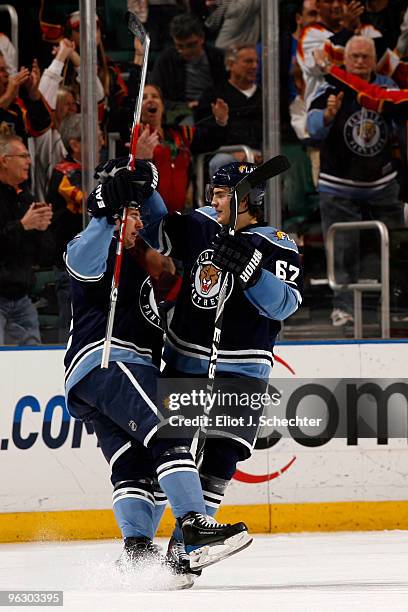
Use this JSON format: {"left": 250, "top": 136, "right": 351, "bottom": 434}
{"left": 116, "top": 564, "right": 195, "bottom": 590}
{"left": 115, "top": 558, "right": 196, "bottom": 590}
{"left": 168, "top": 572, "right": 196, "bottom": 590}
{"left": 189, "top": 531, "right": 253, "bottom": 570}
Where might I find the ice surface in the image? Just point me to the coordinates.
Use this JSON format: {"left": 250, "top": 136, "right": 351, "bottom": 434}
{"left": 1, "top": 532, "right": 408, "bottom": 611}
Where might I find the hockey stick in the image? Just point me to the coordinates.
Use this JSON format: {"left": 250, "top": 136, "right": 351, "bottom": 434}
{"left": 195, "top": 155, "right": 291, "bottom": 463}
{"left": 101, "top": 12, "right": 150, "bottom": 368}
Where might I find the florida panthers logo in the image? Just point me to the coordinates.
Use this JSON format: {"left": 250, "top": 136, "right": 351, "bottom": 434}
{"left": 344, "top": 110, "right": 387, "bottom": 157}
{"left": 139, "top": 277, "right": 162, "bottom": 329}
{"left": 359, "top": 121, "right": 376, "bottom": 144}
{"left": 191, "top": 249, "right": 234, "bottom": 309}
{"left": 200, "top": 263, "right": 220, "bottom": 294}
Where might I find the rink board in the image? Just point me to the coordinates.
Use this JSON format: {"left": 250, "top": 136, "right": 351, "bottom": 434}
{"left": 1, "top": 341, "right": 408, "bottom": 542}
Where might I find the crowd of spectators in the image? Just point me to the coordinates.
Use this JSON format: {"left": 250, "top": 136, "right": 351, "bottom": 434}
{"left": 0, "top": 0, "right": 407, "bottom": 344}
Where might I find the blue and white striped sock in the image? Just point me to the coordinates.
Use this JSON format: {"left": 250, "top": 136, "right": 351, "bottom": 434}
{"left": 152, "top": 480, "right": 167, "bottom": 533}
{"left": 155, "top": 446, "right": 206, "bottom": 519}
{"left": 112, "top": 480, "right": 155, "bottom": 539}
{"left": 200, "top": 472, "right": 228, "bottom": 518}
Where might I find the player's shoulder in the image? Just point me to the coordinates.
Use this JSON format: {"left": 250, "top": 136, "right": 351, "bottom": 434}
{"left": 192, "top": 205, "right": 220, "bottom": 225}
{"left": 243, "top": 225, "right": 299, "bottom": 253}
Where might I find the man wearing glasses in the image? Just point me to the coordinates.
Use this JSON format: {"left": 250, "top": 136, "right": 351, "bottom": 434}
{"left": 151, "top": 13, "right": 226, "bottom": 114}
{"left": 0, "top": 134, "right": 53, "bottom": 345}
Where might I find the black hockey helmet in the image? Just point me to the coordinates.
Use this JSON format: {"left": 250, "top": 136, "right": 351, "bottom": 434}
{"left": 205, "top": 162, "right": 265, "bottom": 207}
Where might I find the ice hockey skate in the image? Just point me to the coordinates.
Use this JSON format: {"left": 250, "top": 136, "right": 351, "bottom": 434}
{"left": 116, "top": 536, "right": 161, "bottom": 568}
{"left": 116, "top": 536, "right": 195, "bottom": 589}
{"left": 180, "top": 512, "right": 253, "bottom": 570}
{"left": 166, "top": 536, "right": 202, "bottom": 581}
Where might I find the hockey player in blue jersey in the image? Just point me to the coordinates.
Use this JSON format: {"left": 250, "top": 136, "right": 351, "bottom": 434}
{"left": 140, "top": 161, "right": 304, "bottom": 569}
{"left": 63, "top": 161, "right": 252, "bottom": 588}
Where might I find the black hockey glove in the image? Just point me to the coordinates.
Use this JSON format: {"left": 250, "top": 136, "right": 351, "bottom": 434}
{"left": 94, "top": 158, "right": 159, "bottom": 197}
{"left": 87, "top": 171, "right": 146, "bottom": 224}
{"left": 212, "top": 232, "right": 263, "bottom": 289}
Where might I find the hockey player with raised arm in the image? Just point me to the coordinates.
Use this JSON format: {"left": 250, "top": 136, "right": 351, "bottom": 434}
{"left": 139, "top": 161, "right": 304, "bottom": 571}
{"left": 63, "top": 161, "right": 252, "bottom": 589}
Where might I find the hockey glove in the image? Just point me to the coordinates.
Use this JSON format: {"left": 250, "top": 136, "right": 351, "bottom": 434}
{"left": 212, "top": 232, "right": 263, "bottom": 289}
{"left": 94, "top": 158, "right": 159, "bottom": 197}
{"left": 87, "top": 171, "right": 146, "bottom": 224}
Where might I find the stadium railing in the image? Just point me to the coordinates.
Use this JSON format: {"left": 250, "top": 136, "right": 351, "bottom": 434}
{"left": 326, "top": 220, "right": 390, "bottom": 339}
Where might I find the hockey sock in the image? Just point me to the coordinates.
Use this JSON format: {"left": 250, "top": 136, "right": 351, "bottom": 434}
{"left": 168, "top": 439, "right": 243, "bottom": 540}
{"left": 112, "top": 479, "right": 155, "bottom": 539}
{"left": 198, "top": 438, "right": 244, "bottom": 518}
{"left": 200, "top": 472, "right": 229, "bottom": 518}
{"left": 152, "top": 480, "right": 167, "bottom": 533}
{"left": 201, "top": 437, "right": 243, "bottom": 480}
{"left": 153, "top": 445, "right": 206, "bottom": 520}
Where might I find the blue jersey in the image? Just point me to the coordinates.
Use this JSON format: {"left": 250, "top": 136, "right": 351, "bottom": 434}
{"left": 307, "top": 75, "right": 399, "bottom": 199}
{"left": 145, "top": 206, "right": 303, "bottom": 380}
{"left": 64, "top": 192, "right": 167, "bottom": 405}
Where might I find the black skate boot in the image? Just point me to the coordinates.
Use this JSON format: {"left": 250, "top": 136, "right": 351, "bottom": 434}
{"left": 179, "top": 512, "right": 252, "bottom": 570}
{"left": 117, "top": 536, "right": 195, "bottom": 590}
{"left": 116, "top": 536, "right": 161, "bottom": 569}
